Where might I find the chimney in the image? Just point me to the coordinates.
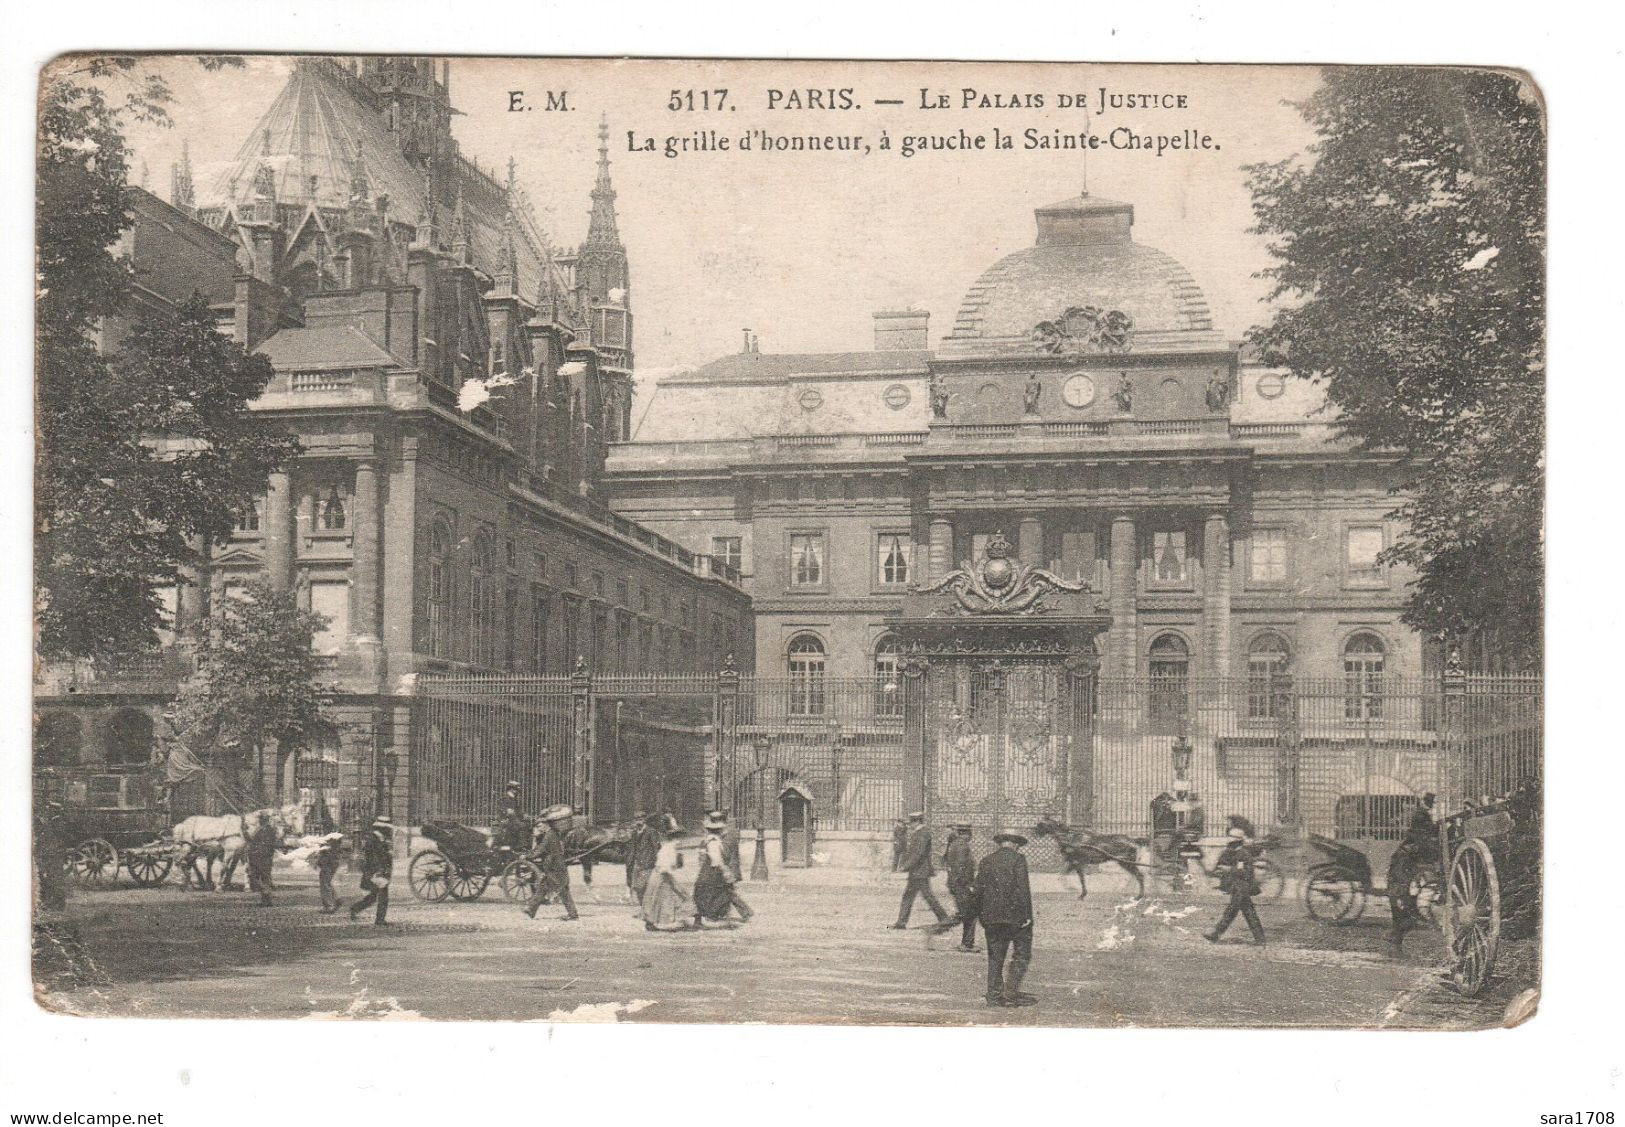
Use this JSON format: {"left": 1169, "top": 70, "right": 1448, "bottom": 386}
{"left": 873, "top": 309, "right": 929, "bottom": 351}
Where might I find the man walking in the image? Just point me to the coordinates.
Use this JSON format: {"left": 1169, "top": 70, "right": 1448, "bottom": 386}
{"left": 312, "top": 832, "right": 345, "bottom": 914}
{"left": 245, "top": 811, "right": 280, "bottom": 907}
{"left": 524, "top": 804, "right": 579, "bottom": 921}
{"left": 625, "top": 810, "right": 653, "bottom": 909}
{"left": 943, "top": 822, "right": 979, "bottom": 952}
{"left": 890, "top": 811, "right": 949, "bottom": 929}
{"left": 350, "top": 816, "right": 394, "bottom": 926}
{"left": 1205, "top": 822, "right": 1266, "bottom": 946}
{"left": 977, "top": 829, "right": 1036, "bottom": 1007}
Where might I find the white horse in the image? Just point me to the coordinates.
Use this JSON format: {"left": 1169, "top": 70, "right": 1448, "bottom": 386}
{"left": 172, "top": 804, "right": 304, "bottom": 891}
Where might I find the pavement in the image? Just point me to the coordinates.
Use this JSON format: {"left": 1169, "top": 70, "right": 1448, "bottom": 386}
{"left": 32, "top": 865, "right": 1536, "bottom": 1027}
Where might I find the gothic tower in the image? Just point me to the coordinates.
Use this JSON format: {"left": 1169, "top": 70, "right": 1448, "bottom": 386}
{"left": 576, "top": 116, "right": 635, "bottom": 440}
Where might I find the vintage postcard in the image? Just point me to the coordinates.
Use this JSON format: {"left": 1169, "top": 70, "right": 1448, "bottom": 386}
{"left": 31, "top": 55, "right": 1543, "bottom": 1028}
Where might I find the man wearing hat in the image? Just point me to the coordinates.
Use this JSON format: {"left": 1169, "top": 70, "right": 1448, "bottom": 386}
{"left": 889, "top": 811, "right": 950, "bottom": 929}
{"left": 350, "top": 816, "right": 394, "bottom": 926}
{"left": 1386, "top": 792, "right": 1438, "bottom": 956}
{"left": 523, "top": 804, "right": 579, "bottom": 921}
{"left": 941, "top": 823, "right": 980, "bottom": 952}
{"left": 625, "top": 810, "right": 656, "bottom": 910}
{"left": 311, "top": 832, "right": 346, "bottom": 914}
{"left": 976, "top": 829, "right": 1036, "bottom": 1006}
{"left": 493, "top": 781, "right": 532, "bottom": 855}
{"left": 1205, "top": 820, "right": 1265, "bottom": 945}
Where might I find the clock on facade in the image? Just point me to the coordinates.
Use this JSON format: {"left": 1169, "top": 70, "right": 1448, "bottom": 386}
{"left": 1062, "top": 373, "right": 1097, "bottom": 409}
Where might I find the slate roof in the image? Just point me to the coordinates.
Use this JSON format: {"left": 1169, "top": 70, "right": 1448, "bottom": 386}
{"left": 671, "top": 349, "right": 931, "bottom": 384}
{"left": 256, "top": 324, "right": 403, "bottom": 370}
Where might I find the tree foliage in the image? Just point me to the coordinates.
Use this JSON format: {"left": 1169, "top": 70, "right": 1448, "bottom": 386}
{"left": 1246, "top": 68, "right": 1545, "bottom": 666}
{"left": 170, "top": 578, "right": 333, "bottom": 798}
{"left": 36, "top": 56, "right": 297, "bottom": 660}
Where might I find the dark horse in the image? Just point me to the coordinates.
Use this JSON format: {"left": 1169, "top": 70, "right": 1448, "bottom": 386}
{"left": 1031, "top": 816, "right": 1146, "bottom": 900}
{"left": 557, "top": 819, "right": 643, "bottom": 899}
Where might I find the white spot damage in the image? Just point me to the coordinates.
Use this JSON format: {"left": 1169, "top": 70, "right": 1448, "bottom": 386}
{"left": 458, "top": 372, "right": 519, "bottom": 412}
{"left": 1462, "top": 247, "right": 1500, "bottom": 271}
{"left": 1095, "top": 924, "right": 1134, "bottom": 951}
{"left": 302, "top": 976, "right": 424, "bottom": 1021}
{"left": 607, "top": 287, "right": 626, "bottom": 303}
{"left": 543, "top": 999, "right": 656, "bottom": 1022}
{"left": 557, "top": 361, "right": 588, "bottom": 377}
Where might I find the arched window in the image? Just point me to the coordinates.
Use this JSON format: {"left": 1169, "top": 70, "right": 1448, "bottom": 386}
{"left": 787, "top": 634, "right": 827, "bottom": 717}
{"left": 470, "top": 532, "right": 497, "bottom": 668}
{"left": 873, "top": 635, "right": 904, "bottom": 717}
{"left": 1148, "top": 633, "right": 1190, "bottom": 723}
{"left": 1344, "top": 633, "right": 1387, "bottom": 720}
{"left": 319, "top": 486, "right": 348, "bottom": 531}
{"left": 1246, "top": 632, "right": 1293, "bottom": 719}
{"left": 104, "top": 709, "right": 154, "bottom": 768}
{"left": 428, "top": 520, "right": 453, "bottom": 659}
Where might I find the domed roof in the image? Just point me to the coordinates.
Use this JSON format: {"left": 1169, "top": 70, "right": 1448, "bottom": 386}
{"left": 941, "top": 195, "right": 1226, "bottom": 358}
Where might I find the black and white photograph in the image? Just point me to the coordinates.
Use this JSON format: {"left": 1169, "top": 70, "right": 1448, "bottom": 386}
{"left": 24, "top": 53, "right": 1552, "bottom": 1033}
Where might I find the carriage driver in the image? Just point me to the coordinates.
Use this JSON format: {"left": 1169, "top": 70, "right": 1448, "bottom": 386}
{"left": 493, "top": 780, "right": 532, "bottom": 854}
{"left": 1386, "top": 792, "right": 1438, "bottom": 956}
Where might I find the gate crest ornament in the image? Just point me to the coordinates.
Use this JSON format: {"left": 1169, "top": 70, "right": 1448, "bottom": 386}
{"left": 1032, "top": 305, "right": 1134, "bottom": 355}
{"left": 911, "top": 531, "right": 1093, "bottom": 616}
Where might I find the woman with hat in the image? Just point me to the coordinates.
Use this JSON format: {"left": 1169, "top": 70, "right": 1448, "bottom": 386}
{"left": 693, "top": 813, "right": 752, "bottom": 926}
{"left": 349, "top": 816, "right": 394, "bottom": 926}
{"left": 1205, "top": 822, "right": 1265, "bottom": 946}
{"left": 641, "top": 822, "right": 693, "bottom": 931}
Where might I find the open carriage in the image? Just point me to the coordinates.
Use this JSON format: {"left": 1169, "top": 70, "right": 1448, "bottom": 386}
{"left": 407, "top": 819, "right": 542, "bottom": 903}
{"left": 1302, "top": 832, "right": 1442, "bottom": 925}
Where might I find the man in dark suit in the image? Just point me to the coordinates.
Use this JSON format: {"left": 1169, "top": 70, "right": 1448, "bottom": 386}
{"left": 889, "top": 811, "right": 949, "bottom": 929}
{"left": 1205, "top": 825, "right": 1265, "bottom": 945}
{"left": 523, "top": 804, "right": 579, "bottom": 921}
{"left": 977, "top": 829, "right": 1036, "bottom": 1006}
{"left": 349, "top": 816, "right": 394, "bottom": 926}
{"left": 943, "top": 823, "right": 979, "bottom": 952}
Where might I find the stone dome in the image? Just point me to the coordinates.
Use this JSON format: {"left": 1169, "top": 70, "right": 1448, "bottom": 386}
{"left": 941, "top": 195, "right": 1225, "bottom": 357}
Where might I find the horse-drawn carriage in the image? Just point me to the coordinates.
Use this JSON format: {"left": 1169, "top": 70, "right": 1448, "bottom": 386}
{"left": 44, "top": 768, "right": 181, "bottom": 888}
{"left": 1302, "top": 833, "right": 1442, "bottom": 925}
{"left": 407, "top": 819, "right": 544, "bottom": 903}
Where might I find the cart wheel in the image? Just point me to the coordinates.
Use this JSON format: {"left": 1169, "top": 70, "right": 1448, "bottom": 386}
{"left": 447, "top": 869, "right": 491, "bottom": 901}
{"left": 408, "top": 850, "right": 454, "bottom": 902}
{"left": 500, "top": 859, "right": 543, "bottom": 903}
{"left": 1444, "top": 838, "right": 1501, "bottom": 997}
{"left": 1254, "top": 856, "right": 1286, "bottom": 901}
{"left": 1305, "top": 864, "right": 1367, "bottom": 924}
{"left": 125, "top": 852, "right": 173, "bottom": 888}
{"left": 67, "top": 839, "right": 118, "bottom": 887}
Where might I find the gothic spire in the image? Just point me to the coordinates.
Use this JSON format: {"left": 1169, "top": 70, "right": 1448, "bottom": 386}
{"left": 170, "top": 139, "right": 195, "bottom": 212}
{"left": 584, "top": 115, "right": 621, "bottom": 250}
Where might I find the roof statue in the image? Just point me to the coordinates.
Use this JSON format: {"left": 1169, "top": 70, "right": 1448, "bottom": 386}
{"left": 911, "top": 531, "right": 1093, "bottom": 616}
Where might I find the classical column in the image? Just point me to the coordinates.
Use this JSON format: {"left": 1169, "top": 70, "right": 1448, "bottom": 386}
{"left": 177, "top": 536, "right": 209, "bottom": 645}
{"left": 928, "top": 517, "right": 955, "bottom": 581}
{"left": 1203, "top": 511, "right": 1232, "bottom": 680}
{"left": 1018, "top": 516, "right": 1044, "bottom": 565}
{"left": 351, "top": 458, "right": 381, "bottom": 643}
{"left": 1109, "top": 513, "right": 1138, "bottom": 681}
{"left": 263, "top": 470, "right": 293, "bottom": 590}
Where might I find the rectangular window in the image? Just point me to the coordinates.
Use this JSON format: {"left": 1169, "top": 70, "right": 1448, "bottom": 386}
{"left": 309, "top": 581, "right": 350, "bottom": 654}
{"left": 876, "top": 533, "right": 912, "bottom": 586}
{"left": 1151, "top": 530, "right": 1190, "bottom": 585}
{"left": 1249, "top": 528, "right": 1289, "bottom": 585}
{"left": 790, "top": 533, "right": 825, "bottom": 587}
{"left": 711, "top": 536, "right": 743, "bottom": 571}
{"left": 1345, "top": 525, "right": 1386, "bottom": 585}
{"left": 530, "top": 586, "right": 548, "bottom": 673}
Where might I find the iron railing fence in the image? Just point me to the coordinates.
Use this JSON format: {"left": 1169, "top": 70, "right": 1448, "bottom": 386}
{"left": 403, "top": 667, "right": 1542, "bottom": 852}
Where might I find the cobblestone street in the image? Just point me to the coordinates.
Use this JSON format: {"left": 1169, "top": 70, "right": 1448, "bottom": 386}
{"left": 34, "top": 865, "right": 1528, "bottom": 1028}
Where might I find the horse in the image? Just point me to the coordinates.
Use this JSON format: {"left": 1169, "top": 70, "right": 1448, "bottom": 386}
{"left": 1031, "top": 816, "right": 1146, "bottom": 900}
{"left": 172, "top": 804, "right": 303, "bottom": 891}
{"left": 559, "top": 819, "right": 645, "bottom": 902}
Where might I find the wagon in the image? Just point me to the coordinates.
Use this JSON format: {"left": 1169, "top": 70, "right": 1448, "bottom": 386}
{"left": 407, "top": 819, "right": 541, "bottom": 903}
{"left": 1437, "top": 780, "right": 1540, "bottom": 996}
{"left": 1302, "top": 833, "right": 1441, "bottom": 925}
{"left": 49, "top": 770, "right": 178, "bottom": 888}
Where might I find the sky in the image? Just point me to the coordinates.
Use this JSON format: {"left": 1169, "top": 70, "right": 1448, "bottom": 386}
{"left": 117, "top": 57, "right": 1323, "bottom": 377}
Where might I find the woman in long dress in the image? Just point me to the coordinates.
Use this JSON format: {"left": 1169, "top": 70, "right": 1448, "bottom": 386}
{"left": 642, "top": 824, "right": 692, "bottom": 931}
